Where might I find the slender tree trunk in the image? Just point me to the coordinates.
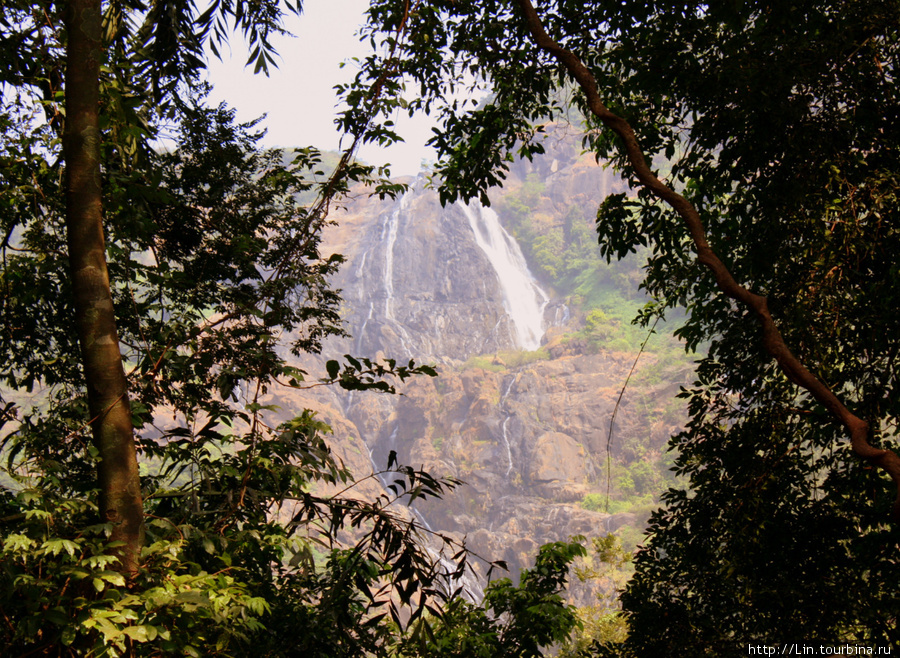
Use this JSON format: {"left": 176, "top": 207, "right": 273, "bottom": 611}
{"left": 63, "top": 0, "right": 144, "bottom": 574}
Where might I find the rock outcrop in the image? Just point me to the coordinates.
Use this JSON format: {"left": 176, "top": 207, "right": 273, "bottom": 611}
{"left": 277, "top": 125, "right": 689, "bottom": 586}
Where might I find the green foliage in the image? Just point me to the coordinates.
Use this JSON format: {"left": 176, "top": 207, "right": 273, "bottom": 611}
{"left": 591, "top": 0, "right": 900, "bottom": 650}
{"left": 579, "top": 489, "right": 657, "bottom": 520}
{"left": 583, "top": 309, "right": 617, "bottom": 349}
{"left": 626, "top": 461, "right": 654, "bottom": 496}
{"left": 1, "top": 2, "right": 612, "bottom": 655}
{"left": 0, "top": 431, "right": 466, "bottom": 655}
{"left": 531, "top": 228, "right": 565, "bottom": 280}
{"left": 615, "top": 471, "right": 635, "bottom": 497}
{"left": 460, "top": 356, "right": 508, "bottom": 373}
{"left": 353, "top": 0, "right": 900, "bottom": 650}
{"left": 0, "top": 486, "right": 271, "bottom": 654}
{"left": 497, "top": 176, "right": 645, "bottom": 309}
{"left": 460, "top": 348, "right": 551, "bottom": 373}
{"left": 0, "top": 87, "right": 472, "bottom": 656}
{"left": 579, "top": 493, "right": 606, "bottom": 513}
{"left": 560, "top": 535, "right": 632, "bottom": 657}
{"left": 395, "top": 540, "right": 586, "bottom": 658}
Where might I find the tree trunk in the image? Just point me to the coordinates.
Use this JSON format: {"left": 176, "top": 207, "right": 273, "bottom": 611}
{"left": 63, "top": 0, "right": 144, "bottom": 575}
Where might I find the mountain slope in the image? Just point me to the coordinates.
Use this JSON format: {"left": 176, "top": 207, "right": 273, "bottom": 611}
{"left": 271, "top": 125, "right": 693, "bottom": 586}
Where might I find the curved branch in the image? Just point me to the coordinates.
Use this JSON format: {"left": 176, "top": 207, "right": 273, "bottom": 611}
{"left": 514, "top": 0, "right": 900, "bottom": 519}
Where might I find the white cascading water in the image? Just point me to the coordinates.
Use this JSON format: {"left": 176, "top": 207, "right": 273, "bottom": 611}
{"left": 457, "top": 200, "right": 549, "bottom": 351}
{"left": 381, "top": 192, "right": 414, "bottom": 356}
{"left": 499, "top": 376, "right": 516, "bottom": 478}
{"left": 383, "top": 193, "right": 409, "bottom": 321}
{"left": 353, "top": 191, "right": 413, "bottom": 355}
{"left": 501, "top": 417, "right": 513, "bottom": 477}
{"left": 348, "top": 193, "right": 549, "bottom": 603}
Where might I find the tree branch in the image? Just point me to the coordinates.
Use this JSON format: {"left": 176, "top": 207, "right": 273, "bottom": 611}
{"left": 514, "top": 0, "right": 900, "bottom": 519}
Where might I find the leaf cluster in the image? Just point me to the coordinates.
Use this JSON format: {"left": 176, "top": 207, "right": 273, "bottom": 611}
{"left": 394, "top": 539, "right": 586, "bottom": 658}
{"left": 355, "top": 0, "right": 900, "bottom": 650}
{"left": 0, "top": 52, "right": 478, "bottom": 657}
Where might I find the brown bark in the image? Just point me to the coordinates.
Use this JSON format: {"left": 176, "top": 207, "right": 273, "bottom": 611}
{"left": 514, "top": 0, "right": 900, "bottom": 519}
{"left": 63, "top": 0, "right": 144, "bottom": 573}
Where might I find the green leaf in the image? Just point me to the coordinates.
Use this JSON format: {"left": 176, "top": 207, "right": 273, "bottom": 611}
{"left": 98, "top": 570, "right": 126, "bottom": 587}
{"left": 326, "top": 359, "right": 340, "bottom": 380}
{"left": 122, "top": 625, "right": 154, "bottom": 642}
{"left": 41, "top": 539, "right": 79, "bottom": 557}
{"left": 61, "top": 624, "right": 76, "bottom": 646}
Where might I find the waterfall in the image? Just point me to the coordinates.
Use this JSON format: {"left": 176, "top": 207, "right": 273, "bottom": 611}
{"left": 499, "top": 376, "right": 516, "bottom": 478}
{"left": 381, "top": 192, "right": 414, "bottom": 356}
{"left": 457, "top": 200, "right": 549, "bottom": 351}
{"left": 356, "top": 302, "right": 375, "bottom": 354}
{"left": 353, "top": 191, "right": 414, "bottom": 358}
{"left": 501, "top": 417, "right": 513, "bottom": 478}
{"left": 383, "top": 193, "right": 410, "bottom": 321}
{"left": 554, "top": 303, "right": 571, "bottom": 327}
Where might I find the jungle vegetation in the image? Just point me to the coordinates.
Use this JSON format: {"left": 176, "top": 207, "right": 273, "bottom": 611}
{"left": 2, "top": 0, "right": 899, "bottom": 655}
{"left": 347, "top": 0, "right": 900, "bottom": 651}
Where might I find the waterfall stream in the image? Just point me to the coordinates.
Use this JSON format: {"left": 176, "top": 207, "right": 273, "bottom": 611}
{"left": 341, "top": 191, "right": 555, "bottom": 603}
{"left": 384, "top": 193, "right": 415, "bottom": 355}
{"left": 457, "top": 200, "right": 549, "bottom": 351}
{"left": 499, "top": 376, "right": 516, "bottom": 478}
{"left": 383, "top": 193, "right": 409, "bottom": 321}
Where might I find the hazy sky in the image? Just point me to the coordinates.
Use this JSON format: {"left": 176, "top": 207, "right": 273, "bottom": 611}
{"left": 205, "top": 0, "right": 436, "bottom": 175}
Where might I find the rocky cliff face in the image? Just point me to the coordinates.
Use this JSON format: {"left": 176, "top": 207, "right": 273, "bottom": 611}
{"left": 377, "top": 351, "right": 687, "bottom": 578}
{"left": 327, "top": 180, "right": 561, "bottom": 362}
{"left": 273, "top": 126, "right": 689, "bottom": 588}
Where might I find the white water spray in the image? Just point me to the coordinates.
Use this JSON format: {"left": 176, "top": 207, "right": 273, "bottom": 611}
{"left": 378, "top": 192, "right": 415, "bottom": 356}
{"left": 554, "top": 303, "right": 571, "bottom": 327}
{"left": 458, "top": 201, "right": 549, "bottom": 350}
{"left": 499, "top": 376, "right": 516, "bottom": 478}
{"left": 501, "top": 417, "right": 514, "bottom": 478}
{"left": 383, "top": 192, "right": 411, "bottom": 321}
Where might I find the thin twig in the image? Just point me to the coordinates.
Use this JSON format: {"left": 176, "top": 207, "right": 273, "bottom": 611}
{"left": 606, "top": 315, "right": 661, "bottom": 511}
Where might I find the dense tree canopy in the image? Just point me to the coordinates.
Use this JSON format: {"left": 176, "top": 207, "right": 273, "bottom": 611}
{"left": 0, "top": 78, "right": 458, "bottom": 657}
{"left": 348, "top": 0, "right": 900, "bottom": 650}
{"left": 0, "top": 1, "right": 539, "bottom": 655}
{"left": 4, "top": 0, "right": 900, "bottom": 653}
